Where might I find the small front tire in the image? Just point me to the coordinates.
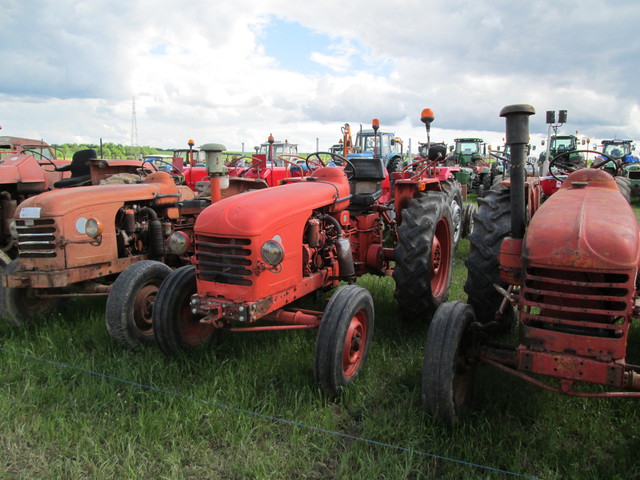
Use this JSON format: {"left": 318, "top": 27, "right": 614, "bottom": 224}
{"left": 105, "top": 260, "right": 172, "bottom": 349}
{"left": 314, "top": 285, "right": 374, "bottom": 398}
{"left": 153, "top": 265, "right": 215, "bottom": 355}
{"left": 422, "top": 301, "right": 477, "bottom": 426}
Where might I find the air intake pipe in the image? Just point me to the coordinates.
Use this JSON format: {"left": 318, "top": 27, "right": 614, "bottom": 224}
{"left": 499, "top": 104, "right": 535, "bottom": 240}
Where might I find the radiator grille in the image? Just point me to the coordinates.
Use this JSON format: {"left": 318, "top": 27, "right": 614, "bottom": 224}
{"left": 16, "top": 219, "right": 57, "bottom": 258}
{"left": 522, "top": 266, "right": 630, "bottom": 338}
{"left": 195, "top": 235, "right": 253, "bottom": 286}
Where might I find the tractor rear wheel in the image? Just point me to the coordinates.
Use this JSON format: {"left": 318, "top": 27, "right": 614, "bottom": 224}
{"left": 394, "top": 192, "right": 453, "bottom": 319}
{"left": 106, "top": 260, "right": 172, "bottom": 349}
{"left": 386, "top": 156, "right": 402, "bottom": 174}
{"left": 440, "top": 180, "right": 463, "bottom": 248}
{"left": 422, "top": 301, "right": 477, "bottom": 426}
{"left": 153, "top": 265, "right": 215, "bottom": 355}
{"left": 4, "top": 259, "right": 58, "bottom": 326}
{"left": 314, "top": 285, "right": 374, "bottom": 398}
{"left": 615, "top": 176, "right": 632, "bottom": 204}
{"left": 464, "top": 186, "right": 513, "bottom": 324}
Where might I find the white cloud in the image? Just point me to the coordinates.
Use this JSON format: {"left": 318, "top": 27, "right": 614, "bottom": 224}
{"left": 0, "top": 0, "right": 638, "bottom": 152}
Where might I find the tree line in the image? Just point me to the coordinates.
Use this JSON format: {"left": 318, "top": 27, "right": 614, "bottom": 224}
{"left": 51, "top": 143, "right": 166, "bottom": 160}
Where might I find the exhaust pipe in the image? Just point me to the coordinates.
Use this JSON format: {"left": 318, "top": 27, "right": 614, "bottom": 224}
{"left": 499, "top": 104, "right": 535, "bottom": 240}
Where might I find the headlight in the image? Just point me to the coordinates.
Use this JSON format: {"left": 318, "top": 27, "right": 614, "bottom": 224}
{"left": 9, "top": 221, "right": 17, "bottom": 239}
{"left": 168, "top": 231, "right": 191, "bottom": 255}
{"left": 261, "top": 240, "right": 284, "bottom": 266}
{"left": 85, "top": 218, "right": 104, "bottom": 239}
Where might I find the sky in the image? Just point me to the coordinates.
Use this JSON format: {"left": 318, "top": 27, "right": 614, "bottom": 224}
{"left": 1, "top": 0, "right": 639, "bottom": 154}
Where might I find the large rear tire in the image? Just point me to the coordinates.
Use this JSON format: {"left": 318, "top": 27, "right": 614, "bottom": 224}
{"left": 615, "top": 176, "right": 632, "bottom": 204}
{"left": 422, "top": 301, "right": 477, "bottom": 426}
{"left": 4, "top": 259, "right": 58, "bottom": 326}
{"left": 153, "top": 265, "right": 215, "bottom": 355}
{"left": 106, "top": 260, "right": 172, "bottom": 349}
{"left": 464, "top": 186, "right": 512, "bottom": 324}
{"left": 394, "top": 192, "right": 454, "bottom": 319}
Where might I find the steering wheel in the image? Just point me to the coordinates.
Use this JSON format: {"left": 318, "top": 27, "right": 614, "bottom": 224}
{"left": 549, "top": 150, "right": 616, "bottom": 182}
{"left": 20, "top": 149, "right": 58, "bottom": 172}
{"left": 237, "top": 157, "right": 263, "bottom": 177}
{"left": 141, "top": 158, "right": 185, "bottom": 185}
{"left": 305, "top": 152, "right": 327, "bottom": 171}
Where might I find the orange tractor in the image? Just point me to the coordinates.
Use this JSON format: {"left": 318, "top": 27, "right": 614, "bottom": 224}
{"left": 0, "top": 136, "right": 73, "bottom": 261}
{"left": 152, "top": 110, "right": 457, "bottom": 397}
{"left": 1, "top": 143, "right": 273, "bottom": 349}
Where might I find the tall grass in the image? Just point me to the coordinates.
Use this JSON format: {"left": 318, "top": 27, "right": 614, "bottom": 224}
{"left": 1, "top": 200, "right": 640, "bottom": 479}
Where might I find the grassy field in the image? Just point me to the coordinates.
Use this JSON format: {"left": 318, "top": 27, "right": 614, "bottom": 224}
{"left": 2, "top": 199, "right": 640, "bottom": 479}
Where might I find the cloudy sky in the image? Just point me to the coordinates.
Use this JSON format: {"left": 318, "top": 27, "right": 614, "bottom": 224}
{"left": 1, "top": 0, "right": 638, "bottom": 153}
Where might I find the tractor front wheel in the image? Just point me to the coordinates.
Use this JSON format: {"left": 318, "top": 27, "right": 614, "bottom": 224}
{"left": 153, "top": 265, "right": 215, "bottom": 355}
{"left": 106, "top": 260, "right": 172, "bottom": 349}
{"left": 314, "top": 285, "right": 374, "bottom": 398}
{"left": 422, "top": 301, "right": 477, "bottom": 426}
{"left": 441, "top": 180, "right": 463, "bottom": 248}
{"left": 394, "top": 192, "right": 453, "bottom": 319}
{"left": 461, "top": 203, "right": 476, "bottom": 238}
{"left": 4, "top": 259, "right": 58, "bottom": 326}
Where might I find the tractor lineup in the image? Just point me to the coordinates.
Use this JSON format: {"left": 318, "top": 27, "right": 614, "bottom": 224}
{"left": 2, "top": 104, "right": 640, "bottom": 422}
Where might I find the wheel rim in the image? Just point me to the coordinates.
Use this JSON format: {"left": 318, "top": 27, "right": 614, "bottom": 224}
{"left": 178, "top": 297, "right": 214, "bottom": 346}
{"left": 342, "top": 310, "right": 368, "bottom": 379}
{"left": 133, "top": 284, "right": 158, "bottom": 333}
{"left": 431, "top": 217, "right": 452, "bottom": 297}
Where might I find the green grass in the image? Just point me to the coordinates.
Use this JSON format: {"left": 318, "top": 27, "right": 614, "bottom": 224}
{"left": 2, "top": 200, "right": 640, "bottom": 479}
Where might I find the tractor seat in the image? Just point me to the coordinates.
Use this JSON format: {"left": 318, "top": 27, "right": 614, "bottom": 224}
{"left": 345, "top": 156, "right": 385, "bottom": 207}
{"left": 428, "top": 144, "right": 447, "bottom": 162}
{"left": 53, "top": 149, "right": 96, "bottom": 188}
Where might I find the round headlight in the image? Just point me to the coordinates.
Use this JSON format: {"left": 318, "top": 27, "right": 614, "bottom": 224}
{"left": 85, "top": 218, "right": 104, "bottom": 239}
{"left": 261, "top": 240, "right": 284, "bottom": 266}
{"left": 9, "top": 221, "right": 17, "bottom": 239}
{"left": 168, "top": 231, "right": 191, "bottom": 255}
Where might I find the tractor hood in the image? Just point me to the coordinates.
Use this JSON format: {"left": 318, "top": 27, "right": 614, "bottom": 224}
{"left": 16, "top": 172, "right": 189, "bottom": 217}
{"left": 196, "top": 167, "right": 350, "bottom": 236}
{"left": 0, "top": 153, "right": 48, "bottom": 184}
{"left": 525, "top": 169, "right": 640, "bottom": 271}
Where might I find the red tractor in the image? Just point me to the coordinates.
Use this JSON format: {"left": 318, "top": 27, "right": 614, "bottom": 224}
{"left": 422, "top": 104, "right": 640, "bottom": 425}
{"left": 152, "top": 110, "right": 456, "bottom": 397}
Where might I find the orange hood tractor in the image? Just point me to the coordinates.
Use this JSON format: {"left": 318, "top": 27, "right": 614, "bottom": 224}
{"left": 152, "top": 110, "right": 455, "bottom": 397}
{"left": 0, "top": 137, "right": 72, "bottom": 261}
{"left": 423, "top": 105, "right": 640, "bottom": 426}
{"left": 2, "top": 143, "right": 270, "bottom": 349}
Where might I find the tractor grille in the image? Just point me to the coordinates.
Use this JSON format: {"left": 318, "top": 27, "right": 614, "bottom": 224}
{"left": 522, "top": 266, "right": 631, "bottom": 338}
{"left": 628, "top": 171, "right": 640, "bottom": 180}
{"left": 195, "top": 235, "right": 253, "bottom": 286}
{"left": 16, "top": 219, "right": 57, "bottom": 258}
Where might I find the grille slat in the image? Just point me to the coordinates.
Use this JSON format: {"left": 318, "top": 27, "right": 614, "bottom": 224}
{"left": 16, "top": 219, "right": 57, "bottom": 258}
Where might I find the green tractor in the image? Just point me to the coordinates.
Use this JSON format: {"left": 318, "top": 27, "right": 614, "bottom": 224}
{"left": 597, "top": 139, "right": 638, "bottom": 200}
{"left": 445, "top": 138, "right": 491, "bottom": 196}
{"left": 539, "top": 134, "right": 586, "bottom": 172}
